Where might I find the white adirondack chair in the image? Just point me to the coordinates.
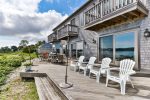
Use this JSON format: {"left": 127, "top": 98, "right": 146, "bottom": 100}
{"left": 70, "top": 56, "right": 85, "bottom": 71}
{"left": 79, "top": 57, "right": 96, "bottom": 76}
{"left": 106, "top": 59, "right": 136, "bottom": 95}
{"left": 89, "top": 58, "right": 111, "bottom": 83}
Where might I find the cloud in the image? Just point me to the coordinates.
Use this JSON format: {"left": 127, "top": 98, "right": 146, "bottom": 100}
{"left": 0, "top": 0, "right": 68, "bottom": 43}
{"left": 45, "top": 0, "right": 60, "bottom": 3}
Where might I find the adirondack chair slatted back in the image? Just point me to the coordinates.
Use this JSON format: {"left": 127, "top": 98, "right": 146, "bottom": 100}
{"left": 101, "top": 58, "right": 112, "bottom": 69}
{"left": 87, "top": 57, "right": 96, "bottom": 69}
{"left": 77, "top": 56, "right": 85, "bottom": 66}
{"left": 119, "top": 59, "right": 135, "bottom": 78}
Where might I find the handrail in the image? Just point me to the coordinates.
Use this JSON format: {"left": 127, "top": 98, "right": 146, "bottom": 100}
{"left": 85, "top": 0, "right": 138, "bottom": 25}
{"left": 57, "top": 24, "right": 79, "bottom": 39}
{"left": 48, "top": 33, "right": 57, "bottom": 42}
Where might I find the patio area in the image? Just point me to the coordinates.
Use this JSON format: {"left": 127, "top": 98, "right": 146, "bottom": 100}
{"left": 32, "top": 60, "right": 150, "bottom": 100}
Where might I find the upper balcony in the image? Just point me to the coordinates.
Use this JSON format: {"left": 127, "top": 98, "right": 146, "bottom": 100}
{"left": 48, "top": 32, "right": 57, "bottom": 43}
{"left": 84, "top": 0, "right": 148, "bottom": 31}
{"left": 57, "top": 24, "right": 79, "bottom": 40}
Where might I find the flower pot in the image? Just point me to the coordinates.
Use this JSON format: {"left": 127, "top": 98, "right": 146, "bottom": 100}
{"left": 25, "top": 66, "right": 32, "bottom": 72}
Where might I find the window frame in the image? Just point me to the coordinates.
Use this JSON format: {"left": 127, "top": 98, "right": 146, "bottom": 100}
{"left": 70, "top": 41, "right": 84, "bottom": 59}
{"left": 98, "top": 28, "right": 139, "bottom": 69}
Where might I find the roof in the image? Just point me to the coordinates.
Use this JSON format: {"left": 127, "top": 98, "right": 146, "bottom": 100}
{"left": 53, "top": 0, "right": 93, "bottom": 31}
{"left": 39, "top": 43, "right": 52, "bottom": 49}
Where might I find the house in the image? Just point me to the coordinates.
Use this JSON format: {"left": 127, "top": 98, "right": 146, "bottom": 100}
{"left": 48, "top": 0, "right": 150, "bottom": 71}
{"left": 38, "top": 43, "right": 52, "bottom": 54}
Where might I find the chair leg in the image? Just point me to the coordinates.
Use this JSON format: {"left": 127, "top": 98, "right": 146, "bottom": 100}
{"left": 74, "top": 66, "right": 76, "bottom": 72}
{"left": 106, "top": 77, "right": 109, "bottom": 87}
{"left": 96, "top": 72, "right": 101, "bottom": 83}
{"left": 96, "top": 73, "right": 100, "bottom": 83}
{"left": 120, "top": 80, "right": 126, "bottom": 95}
{"left": 89, "top": 72, "right": 91, "bottom": 78}
{"left": 84, "top": 69, "right": 86, "bottom": 76}
{"left": 129, "top": 78, "right": 134, "bottom": 88}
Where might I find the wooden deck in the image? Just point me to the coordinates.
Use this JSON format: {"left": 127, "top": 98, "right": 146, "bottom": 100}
{"left": 29, "top": 60, "right": 150, "bottom": 100}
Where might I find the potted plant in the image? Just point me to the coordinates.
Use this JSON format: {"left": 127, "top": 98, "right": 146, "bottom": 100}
{"left": 23, "top": 62, "right": 33, "bottom": 72}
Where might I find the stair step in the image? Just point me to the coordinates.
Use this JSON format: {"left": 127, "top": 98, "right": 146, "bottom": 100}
{"left": 35, "top": 77, "right": 62, "bottom": 100}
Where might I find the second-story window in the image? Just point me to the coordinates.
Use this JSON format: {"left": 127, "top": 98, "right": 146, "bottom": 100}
{"left": 71, "top": 18, "right": 76, "bottom": 25}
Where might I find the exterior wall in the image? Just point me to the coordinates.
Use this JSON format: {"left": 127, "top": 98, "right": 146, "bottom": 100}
{"left": 95, "top": 0, "right": 150, "bottom": 70}
{"left": 68, "top": 28, "right": 98, "bottom": 60}
{"left": 53, "top": 0, "right": 99, "bottom": 60}
{"left": 51, "top": 0, "right": 150, "bottom": 70}
{"left": 140, "top": 0, "right": 150, "bottom": 69}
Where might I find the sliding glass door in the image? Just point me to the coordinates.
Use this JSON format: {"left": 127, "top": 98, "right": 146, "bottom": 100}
{"left": 115, "top": 32, "right": 135, "bottom": 61}
{"left": 99, "top": 35, "right": 113, "bottom": 60}
{"left": 99, "top": 30, "right": 138, "bottom": 68}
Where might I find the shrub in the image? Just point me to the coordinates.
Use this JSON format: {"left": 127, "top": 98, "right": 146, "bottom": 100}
{"left": 0, "top": 52, "right": 37, "bottom": 85}
{"left": 23, "top": 62, "right": 33, "bottom": 67}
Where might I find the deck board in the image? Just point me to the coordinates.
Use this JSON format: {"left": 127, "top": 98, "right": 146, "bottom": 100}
{"left": 32, "top": 61, "right": 150, "bottom": 100}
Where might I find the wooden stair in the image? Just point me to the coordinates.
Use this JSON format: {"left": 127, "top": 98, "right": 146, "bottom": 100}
{"left": 35, "top": 77, "right": 62, "bottom": 100}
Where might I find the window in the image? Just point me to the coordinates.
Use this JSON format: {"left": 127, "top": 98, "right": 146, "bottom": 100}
{"left": 80, "top": 13, "right": 84, "bottom": 26}
{"left": 99, "top": 35, "right": 113, "bottom": 60}
{"left": 71, "top": 43, "right": 76, "bottom": 58}
{"left": 99, "top": 30, "right": 138, "bottom": 67}
{"left": 71, "top": 41, "right": 83, "bottom": 58}
{"left": 71, "top": 18, "right": 76, "bottom": 25}
{"left": 76, "top": 42, "right": 83, "bottom": 58}
{"left": 115, "top": 32, "right": 134, "bottom": 61}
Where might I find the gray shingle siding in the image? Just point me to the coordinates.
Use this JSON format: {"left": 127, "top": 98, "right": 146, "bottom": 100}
{"left": 140, "top": 0, "right": 150, "bottom": 69}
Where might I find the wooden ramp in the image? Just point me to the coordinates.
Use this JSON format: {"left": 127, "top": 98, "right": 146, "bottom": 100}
{"left": 34, "top": 76, "right": 71, "bottom": 100}
{"left": 20, "top": 70, "right": 71, "bottom": 100}
{"left": 35, "top": 77, "right": 62, "bottom": 100}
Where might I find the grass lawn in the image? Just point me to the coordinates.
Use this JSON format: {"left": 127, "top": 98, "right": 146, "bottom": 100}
{"left": 0, "top": 78, "right": 39, "bottom": 100}
{"left": 0, "top": 52, "right": 37, "bottom": 85}
{"left": 0, "top": 52, "right": 39, "bottom": 100}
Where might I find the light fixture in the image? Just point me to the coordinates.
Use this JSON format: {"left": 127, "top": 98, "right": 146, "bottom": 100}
{"left": 52, "top": 44, "right": 55, "bottom": 48}
{"left": 144, "top": 29, "right": 150, "bottom": 37}
{"left": 84, "top": 41, "right": 87, "bottom": 45}
{"left": 93, "top": 38, "right": 96, "bottom": 44}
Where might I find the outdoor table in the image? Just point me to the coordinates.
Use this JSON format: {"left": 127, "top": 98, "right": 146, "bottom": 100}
{"left": 51, "top": 54, "right": 58, "bottom": 63}
{"left": 57, "top": 54, "right": 64, "bottom": 63}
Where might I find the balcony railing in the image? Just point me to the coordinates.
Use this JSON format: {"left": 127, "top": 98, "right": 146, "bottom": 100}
{"left": 57, "top": 24, "right": 79, "bottom": 40}
{"left": 48, "top": 33, "right": 57, "bottom": 43}
{"left": 85, "top": 0, "right": 148, "bottom": 30}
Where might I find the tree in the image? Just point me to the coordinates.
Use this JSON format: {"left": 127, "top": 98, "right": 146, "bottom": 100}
{"left": 19, "top": 40, "right": 29, "bottom": 47}
{"left": 35, "top": 40, "right": 45, "bottom": 49}
{"left": 19, "top": 40, "right": 32, "bottom": 64}
{"left": 11, "top": 46, "right": 18, "bottom": 52}
{"left": 0, "top": 46, "right": 11, "bottom": 53}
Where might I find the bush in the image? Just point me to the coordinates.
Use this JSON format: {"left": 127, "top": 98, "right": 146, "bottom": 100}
{"left": 0, "top": 52, "right": 37, "bottom": 85}
{"left": 23, "top": 62, "right": 33, "bottom": 67}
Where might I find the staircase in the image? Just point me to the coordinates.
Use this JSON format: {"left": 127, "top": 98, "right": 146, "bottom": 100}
{"left": 35, "top": 77, "right": 70, "bottom": 100}
{"left": 80, "top": 28, "right": 98, "bottom": 58}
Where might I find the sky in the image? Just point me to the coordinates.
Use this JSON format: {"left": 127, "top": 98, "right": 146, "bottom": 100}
{"left": 0, "top": 0, "right": 87, "bottom": 47}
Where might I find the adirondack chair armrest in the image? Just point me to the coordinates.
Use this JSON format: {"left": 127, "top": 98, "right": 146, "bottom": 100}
{"left": 82, "top": 62, "right": 88, "bottom": 64}
{"left": 73, "top": 60, "right": 78, "bottom": 62}
{"left": 109, "top": 67, "right": 120, "bottom": 71}
{"left": 101, "top": 67, "right": 110, "bottom": 70}
{"left": 128, "top": 70, "right": 136, "bottom": 75}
